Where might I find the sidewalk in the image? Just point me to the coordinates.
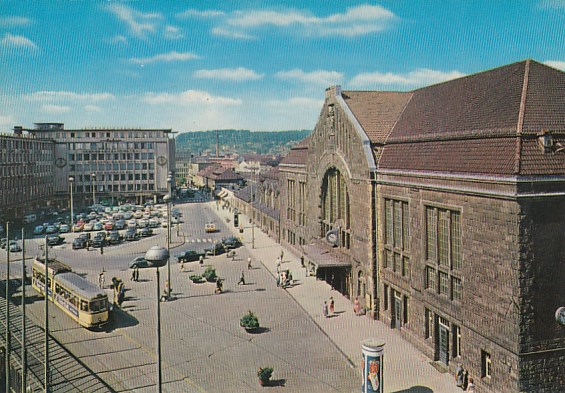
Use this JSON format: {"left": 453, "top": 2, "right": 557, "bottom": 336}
{"left": 211, "top": 203, "right": 457, "bottom": 393}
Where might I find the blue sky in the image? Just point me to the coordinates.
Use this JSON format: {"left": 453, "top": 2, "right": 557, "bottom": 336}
{"left": 2, "top": 0, "right": 565, "bottom": 132}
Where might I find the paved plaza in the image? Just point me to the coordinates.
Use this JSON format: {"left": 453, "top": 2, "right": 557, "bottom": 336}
{"left": 2, "top": 200, "right": 460, "bottom": 392}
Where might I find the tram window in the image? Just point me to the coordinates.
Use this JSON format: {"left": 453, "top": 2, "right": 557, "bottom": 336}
{"left": 80, "top": 300, "right": 88, "bottom": 312}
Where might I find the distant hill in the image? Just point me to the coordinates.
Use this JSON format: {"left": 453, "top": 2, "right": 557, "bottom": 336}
{"left": 175, "top": 129, "right": 311, "bottom": 156}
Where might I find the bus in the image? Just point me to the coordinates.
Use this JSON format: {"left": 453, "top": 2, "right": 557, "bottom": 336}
{"left": 31, "top": 258, "right": 109, "bottom": 329}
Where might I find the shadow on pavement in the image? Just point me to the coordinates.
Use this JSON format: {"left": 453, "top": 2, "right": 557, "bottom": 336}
{"left": 266, "top": 378, "right": 286, "bottom": 387}
{"left": 393, "top": 386, "right": 434, "bottom": 393}
{"left": 105, "top": 306, "right": 139, "bottom": 332}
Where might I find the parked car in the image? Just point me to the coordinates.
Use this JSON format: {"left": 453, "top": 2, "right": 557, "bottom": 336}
{"left": 222, "top": 236, "right": 243, "bottom": 250}
{"left": 59, "top": 224, "right": 70, "bottom": 233}
{"left": 114, "top": 219, "right": 126, "bottom": 230}
{"left": 204, "top": 242, "right": 225, "bottom": 256}
{"left": 72, "top": 222, "right": 84, "bottom": 232}
{"left": 91, "top": 232, "right": 107, "bottom": 248}
{"left": 149, "top": 219, "right": 160, "bottom": 228}
{"left": 129, "top": 256, "right": 150, "bottom": 269}
{"left": 33, "top": 225, "right": 45, "bottom": 235}
{"left": 139, "top": 227, "right": 153, "bottom": 237}
{"left": 8, "top": 241, "right": 22, "bottom": 253}
{"left": 44, "top": 225, "right": 58, "bottom": 234}
{"left": 103, "top": 221, "right": 114, "bottom": 231}
{"left": 92, "top": 221, "right": 103, "bottom": 231}
{"left": 46, "top": 235, "right": 64, "bottom": 246}
{"left": 0, "top": 238, "right": 7, "bottom": 249}
{"left": 83, "top": 222, "right": 94, "bottom": 231}
{"left": 72, "top": 237, "right": 87, "bottom": 250}
{"left": 175, "top": 249, "right": 205, "bottom": 263}
{"left": 124, "top": 228, "right": 140, "bottom": 241}
{"left": 107, "top": 231, "right": 122, "bottom": 245}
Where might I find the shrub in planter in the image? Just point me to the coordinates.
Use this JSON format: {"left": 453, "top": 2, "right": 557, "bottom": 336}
{"left": 240, "top": 310, "right": 259, "bottom": 330}
{"left": 189, "top": 274, "right": 204, "bottom": 283}
{"left": 202, "top": 267, "right": 217, "bottom": 282}
{"left": 257, "top": 366, "right": 273, "bottom": 386}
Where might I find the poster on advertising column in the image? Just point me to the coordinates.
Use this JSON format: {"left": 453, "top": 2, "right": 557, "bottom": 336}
{"left": 362, "top": 339, "right": 385, "bottom": 393}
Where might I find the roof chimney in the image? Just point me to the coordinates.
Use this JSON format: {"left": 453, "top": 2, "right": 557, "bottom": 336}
{"left": 325, "top": 85, "right": 342, "bottom": 99}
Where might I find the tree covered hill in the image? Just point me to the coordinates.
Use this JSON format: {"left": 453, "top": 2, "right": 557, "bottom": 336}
{"left": 175, "top": 129, "right": 311, "bottom": 156}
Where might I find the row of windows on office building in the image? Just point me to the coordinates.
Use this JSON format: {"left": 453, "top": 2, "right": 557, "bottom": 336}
{"left": 1, "top": 163, "right": 53, "bottom": 178}
{"left": 56, "top": 131, "right": 165, "bottom": 140}
{"left": 73, "top": 183, "right": 156, "bottom": 193}
{"left": 68, "top": 152, "right": 155, "bottom": 162}
{"left": 69, "top": 162, "right": 156, "bottom": 172}
{"left": 65, "top": 141, "right": 157, "bottom": 151}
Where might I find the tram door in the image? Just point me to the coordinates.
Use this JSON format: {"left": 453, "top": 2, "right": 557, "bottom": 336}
{"left": 438, "top": 317, "right": 450, "bottom": 365}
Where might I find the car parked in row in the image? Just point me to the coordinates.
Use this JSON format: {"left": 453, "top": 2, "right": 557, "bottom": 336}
{"left": 72, "top": 237, "right": 87, "bottom": 250}
{"left": 46, "top": 235, "right": 65, "bottom": 246}
{"left": 175, "top": 249, "right": 205, "bottom": 263}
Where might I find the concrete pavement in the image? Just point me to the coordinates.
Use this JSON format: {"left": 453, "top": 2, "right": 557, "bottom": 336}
{"left": 211, "top": 202, "right": 458, "bottom": 393}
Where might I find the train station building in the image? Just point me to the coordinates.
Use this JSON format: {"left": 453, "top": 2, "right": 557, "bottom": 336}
{"left": 278, "top": 59, "right": 565, "bottom": 392}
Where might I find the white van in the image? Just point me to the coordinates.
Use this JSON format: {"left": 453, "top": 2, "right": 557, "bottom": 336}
{"left": 24, "top": 214, "right": 37, "bottom": 223}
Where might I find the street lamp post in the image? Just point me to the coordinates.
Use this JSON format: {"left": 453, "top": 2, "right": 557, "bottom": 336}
{"left": 69, "top": 176, "right": 75, "bottom": 226}
{"left": 91, "top": 173, "right": 96, "bottom": 205}
{"left": 165, "top": 173, "right": 173, "bottom": 300}
{"left": 5, "top": 222, "right": 11, "bottom": 393}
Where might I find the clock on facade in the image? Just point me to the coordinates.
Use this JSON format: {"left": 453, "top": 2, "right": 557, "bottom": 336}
{"left": 156, "top": 156, "right": 167, "bottom": 166}
{"left": 54, "top": 157, "right": 67, "bottom": 168}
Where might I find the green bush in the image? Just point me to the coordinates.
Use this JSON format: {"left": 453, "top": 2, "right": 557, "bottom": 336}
{"left": 257, "top": 366, "right": 273, "bottom": 383}
{"left": 240, "top": 310, "right": 259, "bottom": 329}
{"left": 202, "top": 267, "right": 217, "bottom": 281}
{"left": 189, "top": 274, "right": 203, "bottom": 282}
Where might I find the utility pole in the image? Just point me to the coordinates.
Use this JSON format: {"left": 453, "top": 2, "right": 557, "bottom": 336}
{"left": 44, "top": 236, "right": 50, "bottom": 393}
{"left": 5, "top": 222, "right": 11, "bottom": 393}
{"left": 21, "top": 228, "right": 27, "bottom": 393}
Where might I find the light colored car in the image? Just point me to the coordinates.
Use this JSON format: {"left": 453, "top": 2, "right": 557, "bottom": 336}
{"left": 59, "top": 224, "right": 70, "bottom": 233}
{"left": 83, "top": 222, "right": 94, "bottom": 231}
{"left": 72, "top": 222, "right": 84, "bottom": 232}
{"left": 92, "top": 221, "right": 103, "bottom": 231}
{"left": 138, "top": 219, "right": 149, "bottom": 228}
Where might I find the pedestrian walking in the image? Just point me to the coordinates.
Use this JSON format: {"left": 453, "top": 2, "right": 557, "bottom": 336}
{"left": 237, "top": 270, "right": 245, "bottom": 285}
{"left": 280, "top": 249, "right": 284, "bottom": 262}
{"left": 231, "top": 250, "right": 236, "bottom": 261}
{"left": 199, "top": 255, "right": 204, "bottom": 265}
{"left": 466, "top": 377, "right": 475, "bottom": 392}
{"left": 134, "top": 266, "right": 139, "bottom": 282}
{"left": 455, "top": 364, "right": 464, "bottom": 388}
{"left": 354, "top": 297, "right": 361, "bottom": 316}
{"left": 329, "top": 296, "right": 335, "bottom": 315}
{"left": 323, "top": 301, "right": 328, "bottom": 318}
{"left": 247, "top": 257, "right": 252, "bottom": 270}
{"left": 180, "top": 260, "right": 184, "bottom": 272}
{"left": 98, "top": 271, "right": 105, "bottom": 289}
{"left": 131, "top": 269, "right": 136, "bottom": 281}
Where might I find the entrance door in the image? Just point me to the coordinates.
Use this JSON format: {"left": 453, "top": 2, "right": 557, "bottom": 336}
{"left": 392, "top": 294, "right": 402, "bottom": 330}
{"left": 438, "top": 322, "right": 449, "bottom": 365}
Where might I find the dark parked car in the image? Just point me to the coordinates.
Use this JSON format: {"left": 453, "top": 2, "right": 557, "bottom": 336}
{"left": 222, "top": 236, "right": 242, "bottom": 250}
{"left": 72, "top": 237, "right": 87, "bottom": 250}
{"left": 107, "top": 231, "right": 122, "bottom": 245}
{"left": 124, "top": 228, "right": 140, "bottom": 241}
{"left": 44, "top": 225, "right": 58, "bottom": 234}
{"left": 33, "top": 225, "right": 45, "bottom": 235}
{"left": 46, "top": 235, "right": 64, "bottom": 246}
{"left": 175, "top": 249, "right": 205, "bottom": 263}
{"left": 139, "top": 227, "right": 153, "bottom": 237}
{"left": 91, "top": 232, "right": 107, "bottom": 248}
{"left": 204, "top": 242, "right": 225, "bottom": 256}
{"left": 129, "top": 256, "right": 150, "bottom": 269}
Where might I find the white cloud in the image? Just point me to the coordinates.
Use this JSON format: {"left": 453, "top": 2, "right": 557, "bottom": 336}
{"left": 349, "top": 68, "right": 466, "bottom": 89}
{"left": 0, "top": 115, "right": 15, "bottom": 129}
{"left": 164, "top": 25, "right": 183, "bottom": 40}
{"left": 194, "top": 67, "right": 264, "bottom": 81}
{"left": 0, "top": 16, "right": 32, "bottom": 27}
{"left": 211, "top": 27, "right": 255, "bottom": 40}
{"left": 27, "top": 91, "right": 115, "bottom": 102}
{"left": 42, "top": 104, "right": 71, "bottom": 114}
{"left": 222, "top": 5, "right": 396, "bottom": 38}
{"left": 130, "top": 51, "right": 200, "bottom": 64}
{"left": 143, "top": 90, "right": 241, "bottom": 106}
{"left": 105, "top": 3, "right": 162, "bottom": 38}
{"left": 275, "top": 69, "right": 343, "bottom": 86}
{"left": 109, "top": 35, "right": 128, "bottom": 45}
{"left": 1, "top": 33, "right": 37, "bottom": 49}
{"left": 539, "top": 0, "right": 565, "bottom": 9}
{"left": 544, "top": 60, "right": 565, "bottom": 70}
{"left": 176, "top": 9, "right": 225, "bottom": 19}
{"left": 266, "top": 97, "right": 324, "bottom": 109}
{"left": 84, "top": 105, "right": 102, "bottom": 113}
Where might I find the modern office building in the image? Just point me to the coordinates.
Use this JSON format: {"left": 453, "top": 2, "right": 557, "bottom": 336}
{"left": 24, "top": 123, "right": 175, "bottom": 206}
{"left": 277, "top": 60, "right": 565, "bottom": 392}
{"left": 0, "top": 128, "right": 55, "bottom": 222}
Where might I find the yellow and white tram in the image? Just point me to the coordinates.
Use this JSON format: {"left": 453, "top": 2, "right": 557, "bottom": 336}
{"left": 31, "top": 258, "right": 109, "bottom": 329}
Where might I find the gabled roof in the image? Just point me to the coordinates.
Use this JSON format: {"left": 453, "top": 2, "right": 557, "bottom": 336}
{"left": 341, "top": 91, "right": 411, "bottom": 144}
{"left": 369, "top": 59, "right": 565, "bottom": 176}
{"left": 280, "top": 136, "right": 309, "bottom": 167}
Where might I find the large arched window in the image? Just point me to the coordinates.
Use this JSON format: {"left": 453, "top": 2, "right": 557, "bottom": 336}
{"left": 320, "top": 168, "right": 351, "bottom": 249}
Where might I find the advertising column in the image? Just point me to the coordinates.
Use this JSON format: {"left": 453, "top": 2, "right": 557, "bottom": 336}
{"left": 362, "top": 339, "right": 385, "bottom": 393}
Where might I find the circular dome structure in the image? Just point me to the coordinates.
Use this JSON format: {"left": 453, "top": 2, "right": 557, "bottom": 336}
{"left": 144, "top": 246, "right": 169, "bottom": 267}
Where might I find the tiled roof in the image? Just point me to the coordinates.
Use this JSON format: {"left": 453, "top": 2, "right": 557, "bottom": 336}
{"left": 374, "top": 60, "right": 565, "bottom": 175}
{"left": 280, "top": 145, "right": 308, "bottom": 166}
{"left": 342, "top": 91, "right": 411, "bottom": 143}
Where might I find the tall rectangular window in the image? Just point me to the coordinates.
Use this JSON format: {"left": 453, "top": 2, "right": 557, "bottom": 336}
{"left": 481, "top": 350, "right": 492, "bottom": 378}
{"left": 439, "top": 272, "right": 449, "bottom": 295}
{"left": 385, "top": 199, "right": 393, "bottom": 245}
{"left": 452, "top": 212, "right": 462, "bottom": 270}
{"left": 438, "top": 210, "right": 449, "bottom": 267}
{"left": 403, "top": 295, "right": 409, "bottom": 324}
{"left": 452, "top": 277, "right": 462, "bottom": 301}
{"left": 452, "top": 324, "right": 461, "bottom": 358}
{"left": 384, "top": 198, "right": 410, "bottom": 276}
{"left": 426, "top": 207, "right": 437, "bottom": 261}
{"left": 394, "top": 201, "right": 402, "bottom": 248}
{"left": 383, "top": 284, "right": 389, "bottom": 311}
{"left": 402, "top": 202, "right": 410, "bottom": 252}
{"left": 425, "top": 308, "right": 433, "bottom": 339}
{"left": 426, "top": 267, "right": 437, "bottom": 291}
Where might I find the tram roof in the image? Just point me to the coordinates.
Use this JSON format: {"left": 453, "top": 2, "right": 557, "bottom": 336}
{"left": 55, "top": 272, "right": 106, "bottom": 300}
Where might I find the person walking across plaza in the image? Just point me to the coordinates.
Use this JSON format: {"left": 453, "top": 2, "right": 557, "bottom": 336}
{"left": 247, "top": 257, "right": 252, "bottom": 270}
{"left": 329, "top": 296, "right": 335, "bottom": 315}
{"left": 353, "top": 297, "right": 361, "bottom": 316}
{"left": 134, "top": 266, "right": 139, "bottom": 282}
{"left": 180, "top": 260, "right": 184, "bottom": 272}
{"left": 466, "top": 377, "right": 475, "bottom": 392}
{"left": 323, "top": 301, "right": 329, "bottom": 318}
{"left": 238, "top": 270, "right": 245, "bottom": 285}
{"left": 99, "top": 270, "right": 105, "bottom": 289}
